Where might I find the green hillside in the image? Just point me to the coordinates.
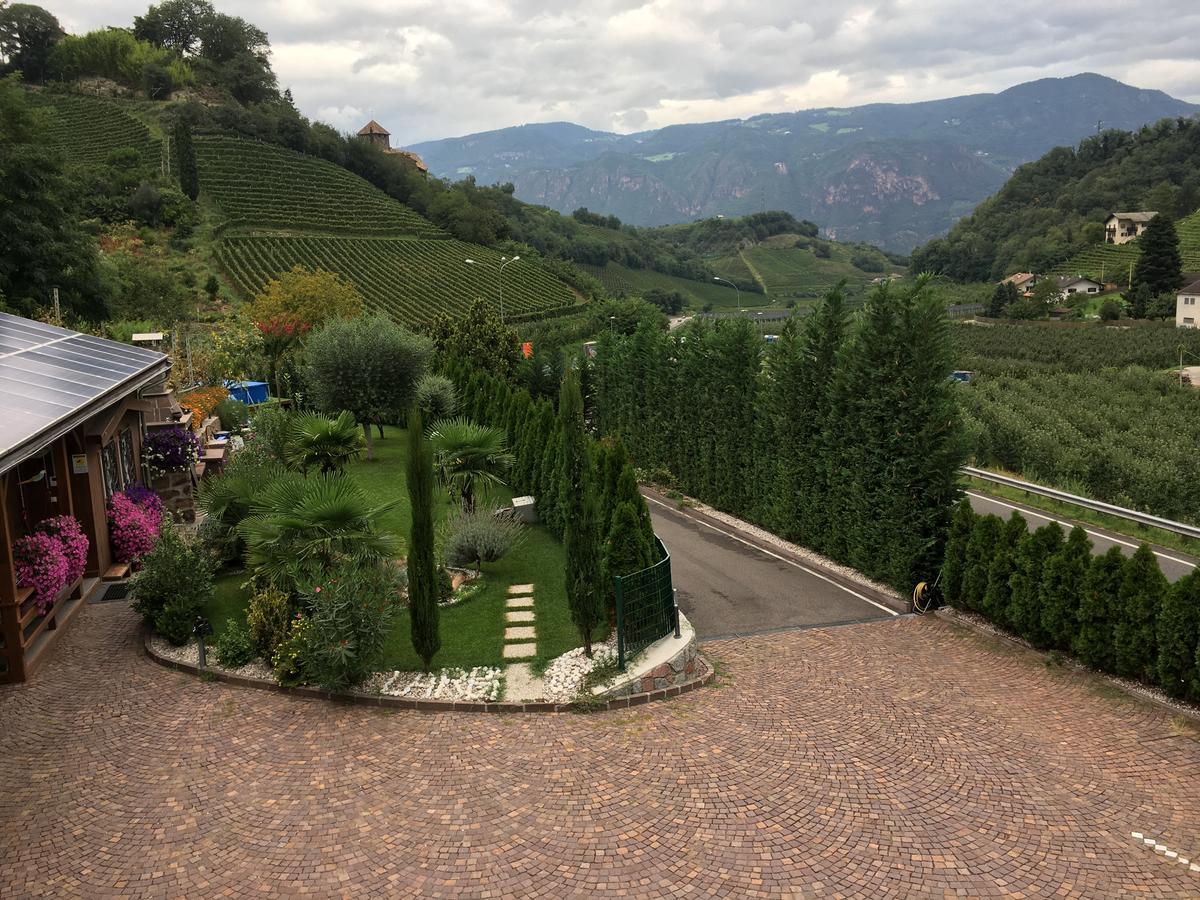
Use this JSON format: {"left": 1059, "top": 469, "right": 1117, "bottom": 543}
{"left": 737, "top": 237, "right": 898, "bottom": 300}
{"left": 196, "top": 136, "right": 444, "bottom": 237}
{"left": 578, "top": 262, "right": 745, "bottom": 308}
{"left": 34, "top": 92, "right": 159, "bottom": 165}
{"left": 218, "top": 235, "right": 574, "bottom": 324}
{"left": 1052, "top": 209, "right": 1200, "bottom": 282}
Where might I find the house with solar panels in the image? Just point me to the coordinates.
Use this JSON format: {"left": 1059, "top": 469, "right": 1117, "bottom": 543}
{"left": 0, "top": 312, "right": 171, "bottom": 683}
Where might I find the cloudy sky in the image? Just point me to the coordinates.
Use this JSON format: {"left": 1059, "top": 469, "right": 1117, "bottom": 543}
{"left": 47, "top": 1, "right": 1200, "bottom": 145}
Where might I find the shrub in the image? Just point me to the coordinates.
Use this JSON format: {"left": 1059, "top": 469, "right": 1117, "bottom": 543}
{"left": 959, "top": 514, "right": 1002, "bottom": 611}
{"left": 1039, "top": 526, "right": 1092, "bottom": 652}
{"left": 1155, "top": 571, "right": 1200, "bottom": 699}
{"left": 981, "top": 512, "right": 1025, "bottom": 628}
{"left": 436, "top": 566, "right": 454, "bottom": 603}
{"left": 246, "top": 584, "right": 293, "bottom": 657}
{"left": 130, "top": 520, "right": 214, "bottom": 645}
{"left": 940, "top": 500, "right": 975, "bottom": 608}
{"left": 108, "top": 490, "right": 163, "bottom": 564}
{"left": 304, "top": 563, "right": 400, "bottom": 691}
{"left": 247, "top": 405, "right": 294, "bottom": 461}
{"left": 1072, "top": 546, "right": 1125, "bottom": 671}
{"left": 178, "top": 386, "right": 230, "bottom": 433}
{"left": 1114, "top": 544, "right": 1167, "bottom": 681}
{"left": 215, "top": 398, "right": 250, "bottom": 432}
{"left": 272, "top": 614, "right": 313, "bottom": 687}
{"left": 1099, "top": 298, "right": 1123, "bottom": 321}
{"left": 415, "top": 373, "right": 458, "bottom": 422}
{"left": 443, "top": 508, "right": 525, "bottom": 572}
{"left": 214, "top": 620, "right": 256, "bottom": 668}
{"left": 1008, "top": 522, "right": 1064, "bottom": 648}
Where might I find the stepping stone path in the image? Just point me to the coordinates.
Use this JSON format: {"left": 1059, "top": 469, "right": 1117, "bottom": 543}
{"left": 503, "top": 584, "right": 537, "bottom": 660}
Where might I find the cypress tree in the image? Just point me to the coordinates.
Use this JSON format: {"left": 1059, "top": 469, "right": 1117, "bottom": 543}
{"left": 1008, "top": 522, "right": 1063, "bottom": 647}
{"left": 1155, "top": 571, "right": 1200, "bottom": 700}
{"left": 960, "top": 514, "right": 1003, "bottom": 612}
{"left": 406, "top": 408, "right": 439, "bottom": 670}
{"left": 1131, "top": 213, "right": 1183, "bottom": 296}
{"left": 1039, "top": 526, "right": 1091, "bottom": 652}
{"left": 538, "top": 422, "right": 563, "bottom": 537}
{"left": 612, "top": 463, "right": 655, "bottom": 553}
{"left": 174, "top": 120, "right": 199, "bottom": 201}
{"left": 559, "top": 370, "right": 604, "bottom": 656}
{"left": 1073, "top": 546, "right": 1125, "bottom": 672}
{"left": 1113, "top": 544, "right": 1168, "bottom": 682}
{"left": 982, "top": 512, "right": 1026, "bottom": 627}
{"left": 603, "top": 500, "right": 654, "bottom": 623}
{"left": 941, "top": 499, "right": 976, "bottom": 608}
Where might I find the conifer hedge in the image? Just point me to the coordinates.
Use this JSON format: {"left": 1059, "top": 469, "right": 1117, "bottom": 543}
{"left": 592, "top": 278, "right": 965, "bottom": 591}
{"left": 943, "top": 500, "right": 1200, "bottom": 702}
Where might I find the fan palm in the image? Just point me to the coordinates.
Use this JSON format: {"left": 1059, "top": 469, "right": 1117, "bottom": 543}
{"left": 287, "top": 411, "right": 366, "bottom": 475}
{"left": 237, "top": 472, "right": 399, "bottom": 587}
{"left": 196, "top": 456, "right": 287, "bottom": 562}
{"left": 428, "top": 417, "right": 514, "bottom": 513}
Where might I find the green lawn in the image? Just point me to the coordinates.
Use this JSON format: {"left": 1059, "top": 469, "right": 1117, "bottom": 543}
{"left": 203, "top": 428, "right": 587, "bottom": 672}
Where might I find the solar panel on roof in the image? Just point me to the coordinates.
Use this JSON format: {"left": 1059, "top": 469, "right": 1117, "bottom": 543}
{"left": 0, "top": 312, "right": 168, "bottom": 471}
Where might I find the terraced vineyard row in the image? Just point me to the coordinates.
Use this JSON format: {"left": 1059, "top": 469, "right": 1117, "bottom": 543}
{"left": 1053, "top": 209, "right": 1200, "bottom": 281}
{"left": 196, "top": 136, "right": 444, "bottom": 237}
{"left": 740, "top": 245, "right": 890, "bottom": 299}
{"left": 34, "top": 92, "right": 158, "bottom": 165}
{"left": 216, "top": 234, "right": 576, "bottom": 325}
{"left": 578, "top": 263, "right": 747, "bottom": 308}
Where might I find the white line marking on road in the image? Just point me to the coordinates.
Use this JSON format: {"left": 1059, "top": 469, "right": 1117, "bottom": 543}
{"left": 966, "top": 492, "right": 1197, "bottom": 570}
{"left": 643, "top": 494, "right": 898, "bottom": 617}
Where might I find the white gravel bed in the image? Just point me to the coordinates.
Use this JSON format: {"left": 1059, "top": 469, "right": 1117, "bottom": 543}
{"left": 657, "top": 490, "right": 903, "bottom": 601}
{"left": 944, "top": 608, "right": 1200, "bottom": 721}
{"left": 147, "top": 634, "right": 274, "bottom": 681}
{"left": 374, "top": 666, "right": 504, "bottom": 702}
{"left": 541, "top": 634, "right": 619, "bottom": 701}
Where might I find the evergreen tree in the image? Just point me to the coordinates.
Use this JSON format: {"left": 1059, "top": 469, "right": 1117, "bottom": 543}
{"left": 960, "top": 515, "right": 1003, "bottom": 612}
{"left": 406, "top": 408, "right": 439, "bottom": 669}
{"left": 537, "top": 422, "right": 563, "bottom": 537}
{"left": 940, "top": 499, "right": 976, "bottom": 608}
{"left": 1132, "top": 213, "right": 1183, "bottom": 296}
{"left": 1039, "top": 526, "right": 1091, "bottom": 651}
{"left": 559, "top": 370, "right": 604, "bottom": 656}
{"left": 1072, "top": 546, "right": 1125, "bottom": 672}
{"left": 1007, "top": 522, "right": 1063, "bottom": 647}
{"left": 1126, "top": 282, "right": 1152, "bottom": 319}
{"left": 986, "top": 281, "right": 1019, "bottom": 318}
{"left": 174, "top": 119, "right": 199, "bottom": 201}
{"left": 1155, "top": 571, "right": 1200, "bottom": 700}
{"left": 982, "top": 512, "right": 1026, "bottom": 627}
{"left": 603, "top": 501, "right": 654, "bottom": 622}
{"left": 612, "top": 463, "right": 655, "bottom": 553}
{"left": 1113, "top": 544, "right": 1167, "bottom": 681}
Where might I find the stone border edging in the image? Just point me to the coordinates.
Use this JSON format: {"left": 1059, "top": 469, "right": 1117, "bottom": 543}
{"left": 142, "top": 630, "right": 714, "bottom": 713}
{"left": 934, "top": 607, "right": 1200, "bottom": 725}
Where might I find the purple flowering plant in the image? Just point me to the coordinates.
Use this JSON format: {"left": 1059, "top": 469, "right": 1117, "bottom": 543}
{"left": 14, "top": 515, "right": 91, "bottom": 614}
{"left": 142, "top": 426, "right": 202, "bottom": 477}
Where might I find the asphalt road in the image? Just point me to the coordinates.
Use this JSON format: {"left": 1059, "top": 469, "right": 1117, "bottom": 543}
{"left": 643, "top": 492, "right": 899, "bottom": 639}
{"left": 966, "top": 490, "right": 1199, "bottom": 583}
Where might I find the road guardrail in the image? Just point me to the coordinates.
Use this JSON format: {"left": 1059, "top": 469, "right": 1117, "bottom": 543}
{"left": 963, "top": 467, "right": 1200, "bottom": 541}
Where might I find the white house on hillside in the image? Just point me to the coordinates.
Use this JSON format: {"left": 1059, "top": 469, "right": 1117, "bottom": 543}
{"left": 1057, "top": 276, "right": 1102, "bottom": 296}
{"left": 1178, "top": 279, "right": 1200, "bottom": 328}
{"left": 1105, "top": 211, "right": 1158, "bottom": 245}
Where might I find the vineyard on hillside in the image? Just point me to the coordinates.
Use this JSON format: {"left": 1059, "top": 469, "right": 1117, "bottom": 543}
{"left": 216, "top": 235, "right": 576, "bottom": 324}
{"left": 195, "top": 136, "right": 445, "bottom": 237}
{"left": 578, "top": 263, "right": 745, "bottom": 308}
{"left": 1053, "top": 209, "right": 1200, "bottom": 281}
{"left": 738, "top": 238, "right": 900, "bottom": 300}
{"left": 961, "top": 367, "right": 1200, "bottom": 524}
{"left": 953, "top": 320, "right": 1200, "bottom": 375}
{"left": 34, "top": 92, "right": 159, "bottom": 165}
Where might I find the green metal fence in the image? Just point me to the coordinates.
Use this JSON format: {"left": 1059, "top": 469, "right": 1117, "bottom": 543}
{"left": 613, "top": 537, "right": 677, "bottom": 671}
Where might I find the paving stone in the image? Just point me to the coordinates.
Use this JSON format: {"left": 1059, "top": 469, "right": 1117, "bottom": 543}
{"left": 505, "top": 610, "right": 535, "bottom": 623}
{"left": 501, "top": 642, "right": 537, "bottom": 659}
{"left": 4, "top": 602, "right": 1199, "bottom": 898}
{"left": 505, "top": 596, "right": 535, "bottom": 609}
{"left": 507, "top": 583, "right": 535, "bottom": 595}
{"left": 504, "top": 626, "right": 536, "bottom": 641}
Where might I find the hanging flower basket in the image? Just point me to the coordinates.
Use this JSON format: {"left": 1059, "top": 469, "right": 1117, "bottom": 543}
{"left": 142, "top": 426, "right": 202, "bottom": 478}
{"left": 14, "top": 515, "right": 90, "bottom": 615}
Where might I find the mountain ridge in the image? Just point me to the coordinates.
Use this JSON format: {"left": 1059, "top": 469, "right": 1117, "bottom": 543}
{"left": 411, "top": 74, "right": 1199, "bottom": 252}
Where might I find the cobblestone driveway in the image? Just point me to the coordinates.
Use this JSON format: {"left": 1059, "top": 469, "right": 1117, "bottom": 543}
{"left": 2, "top": 603, "right": 1199, "bottom": 898}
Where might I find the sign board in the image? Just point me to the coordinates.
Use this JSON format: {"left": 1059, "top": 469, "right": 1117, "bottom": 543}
{"left": 71, "top": 453, "right": 88, "bottom": 474}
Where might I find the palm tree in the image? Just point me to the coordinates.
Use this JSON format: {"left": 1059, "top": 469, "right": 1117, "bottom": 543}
{"left": 287, "top": 411, "right": 365, "bottom": 475}
{"left": 196, "top": 456, "right": 287, "bottom": 563}
{"left": 237, "top": 471, "right": 399, "bottom": 587}
{"left": 428, "top": 417, "right": 513, "bottom": 513}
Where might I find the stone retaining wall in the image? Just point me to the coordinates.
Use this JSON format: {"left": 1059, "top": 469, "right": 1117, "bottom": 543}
{"left": 151, "top": 470, "right": 195, "bottom": 522}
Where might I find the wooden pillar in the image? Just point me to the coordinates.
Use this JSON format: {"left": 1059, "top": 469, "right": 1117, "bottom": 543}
{"left": 0, "top": 475, "right": 26, "bottom": 683}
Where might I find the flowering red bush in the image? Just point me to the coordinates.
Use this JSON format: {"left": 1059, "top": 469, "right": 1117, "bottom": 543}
{"left": 14, "top": 532, "right": 71, "bottom": 614}
{"left": 108, "top": 490, "right": 162, "bottom": 564}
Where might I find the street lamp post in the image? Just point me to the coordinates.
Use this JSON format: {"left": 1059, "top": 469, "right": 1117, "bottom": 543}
{"left": 465, "top": 255, "right": 520, "bottom": 323}
{"left": 712, "top": 276, "right": 741, "bottom": 315}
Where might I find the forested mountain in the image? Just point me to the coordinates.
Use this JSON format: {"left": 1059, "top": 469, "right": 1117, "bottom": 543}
{"left": 911, "top": 117, "right": 1200, "bottom": 281}
{"left": 411, "top": 75, "right": 1198, "bottom": 252}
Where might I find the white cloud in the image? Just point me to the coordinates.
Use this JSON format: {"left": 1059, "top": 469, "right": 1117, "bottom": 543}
{"left": 39, "top": 0, "right": 1200, "bottom": 143}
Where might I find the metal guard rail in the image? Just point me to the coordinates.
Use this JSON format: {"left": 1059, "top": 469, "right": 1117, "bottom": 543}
{"left": 963, "top": 466, "right": 1200, "bottom": 541}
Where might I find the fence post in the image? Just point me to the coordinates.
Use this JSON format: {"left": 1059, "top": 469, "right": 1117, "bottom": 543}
{"left": 614, "top": 575, "right": 626, "bottom": 672}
